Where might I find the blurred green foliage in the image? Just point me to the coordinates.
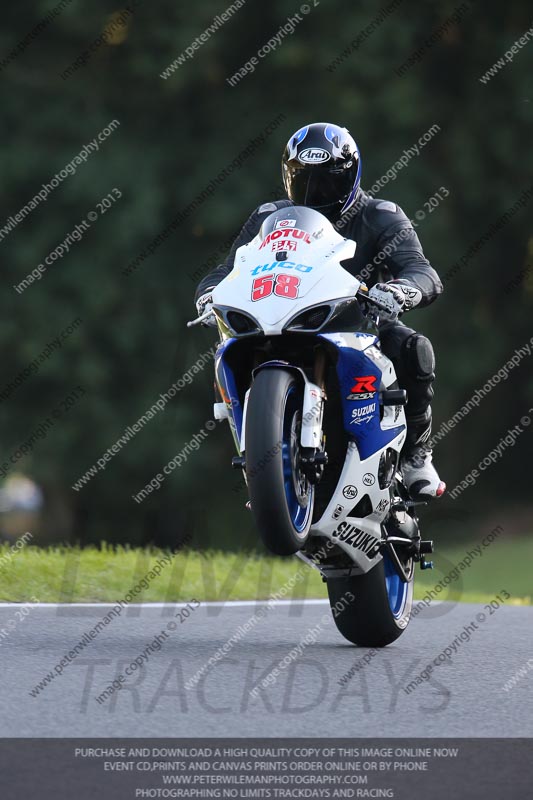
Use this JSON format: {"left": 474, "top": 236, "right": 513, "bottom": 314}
{"left": 0, "top": 0, "right": 531, "bottom": 546}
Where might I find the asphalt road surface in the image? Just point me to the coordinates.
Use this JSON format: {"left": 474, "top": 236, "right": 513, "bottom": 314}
{"left": 1, "top": 599, "right": 531, "bottom": 737}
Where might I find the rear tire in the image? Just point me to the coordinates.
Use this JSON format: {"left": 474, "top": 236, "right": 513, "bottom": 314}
{"left": 245, "top": 369, "right": 314, "bottom": 555}
{"left": 327, "top": 555, "right": 413, "bottom": 646}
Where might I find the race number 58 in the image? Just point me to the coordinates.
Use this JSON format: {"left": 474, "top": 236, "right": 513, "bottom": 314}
{"left": 251, "top": 273, "right": 301, "bottom": 302}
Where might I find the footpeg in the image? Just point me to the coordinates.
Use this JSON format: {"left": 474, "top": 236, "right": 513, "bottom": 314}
{"left": 380, "top": 389, "right": 407, "bottom": 406}
{"left": 420, "top": 557, "right": 434, "bottom": 570}
{"left": 392, "top": 500, "right": 428, "bottom": 511}
{"left": 420, "top": 539, "right": 433, "bottom": 554}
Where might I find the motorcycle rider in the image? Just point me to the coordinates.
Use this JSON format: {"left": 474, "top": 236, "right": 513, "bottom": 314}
{"left": 195, "top": 122, "right": 445, "bottom": 501}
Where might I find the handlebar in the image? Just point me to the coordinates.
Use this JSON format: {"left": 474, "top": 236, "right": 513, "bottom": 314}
{"left": 186, "top": 308, "right": 216, "bottom": 328}
{"left": 186, "top": 286, "right": 389, "bottom": 328}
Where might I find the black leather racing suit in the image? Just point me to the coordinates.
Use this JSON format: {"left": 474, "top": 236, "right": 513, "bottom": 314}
{"left": 195, "top": 191, "right": 443, "bottom": 453}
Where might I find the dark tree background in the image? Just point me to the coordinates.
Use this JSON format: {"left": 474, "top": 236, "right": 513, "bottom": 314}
{"left": 0, "top": 0, "right": 531, "bottom": 547}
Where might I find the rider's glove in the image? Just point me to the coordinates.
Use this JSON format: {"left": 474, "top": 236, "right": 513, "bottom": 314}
{"left": 368, "top": 282, "right": 406, "bottom": 321}
{"left": 195, "top": 291, "right": 217, "bottom": 327}
{"left": 388, "top": 280, "right": 423, "bottom": 311}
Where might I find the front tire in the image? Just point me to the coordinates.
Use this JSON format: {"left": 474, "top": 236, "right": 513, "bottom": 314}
{"left": 245, "top": 369, "right": 314, "bottom": 555}
{"left": 327, "top": 554, "right": 413, "bottom": 646}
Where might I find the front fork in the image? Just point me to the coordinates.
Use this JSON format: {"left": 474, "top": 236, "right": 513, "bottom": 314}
{"left": 229, "top": 362, "right": 329, "bottom": 485}
{"left": 296, "top": 354, "right": 328, "bottom": 483}
{"left": 213, "top": 341, "right": 330, "bottom": 492}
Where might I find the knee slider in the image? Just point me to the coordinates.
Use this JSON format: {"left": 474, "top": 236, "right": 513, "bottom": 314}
{"left": 403, "top": 334, "right": 435, "bottom": 381}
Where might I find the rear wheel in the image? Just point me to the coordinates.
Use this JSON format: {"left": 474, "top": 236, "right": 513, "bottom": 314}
{"left": 245, "top": 369, "right": 314, "bottom": 555}
{"left": 327, "top": 554, "right": 413, "bottom": 646}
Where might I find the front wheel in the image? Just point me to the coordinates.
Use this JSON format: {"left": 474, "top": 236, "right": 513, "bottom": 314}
{"left": 245, "top": 368, "right": 314, "bottom": 555}
{"left": 326, "top": 554, "right": 413, "bottom": 646}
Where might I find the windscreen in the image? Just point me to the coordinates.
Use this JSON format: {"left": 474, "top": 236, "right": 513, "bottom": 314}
{"left": 258, "top": 205, "right": 337, "bottom": 251}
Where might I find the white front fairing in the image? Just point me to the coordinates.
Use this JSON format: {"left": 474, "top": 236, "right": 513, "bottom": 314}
{"left": 212, "top": 212, "right": 360, "bottom": 334}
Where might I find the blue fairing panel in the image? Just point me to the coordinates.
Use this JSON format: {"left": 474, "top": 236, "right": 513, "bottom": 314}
{"left": 319, "top": 333, "right": 403, "bottom": 459}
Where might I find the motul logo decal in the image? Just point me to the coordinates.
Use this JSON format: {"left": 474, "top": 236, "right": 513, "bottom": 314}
{"left": 259, "top": 228, "right": 312, "bottom": 249}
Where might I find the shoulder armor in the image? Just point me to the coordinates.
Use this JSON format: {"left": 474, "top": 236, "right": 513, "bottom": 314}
{"left": 375, "top": 200, "right": 398, "bottom": 213}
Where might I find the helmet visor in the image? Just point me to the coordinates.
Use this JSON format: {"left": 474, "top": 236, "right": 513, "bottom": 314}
{"left": 285, "top": 163, "right": 357, "bottom": 210}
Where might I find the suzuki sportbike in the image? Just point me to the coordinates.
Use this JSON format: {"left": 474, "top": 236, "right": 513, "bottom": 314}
{"left": 188, "top": 206, "right": 434, "bottom": 646}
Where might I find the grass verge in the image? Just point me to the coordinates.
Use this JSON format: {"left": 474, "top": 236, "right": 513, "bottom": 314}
{"left": 0, "top": 538, "right": 531, "bottom": 605}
